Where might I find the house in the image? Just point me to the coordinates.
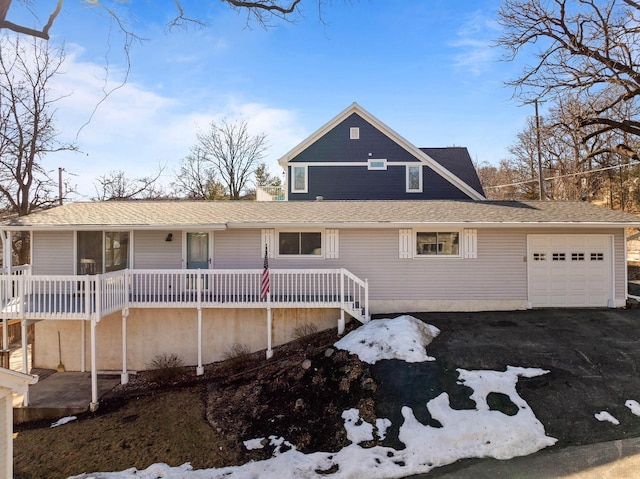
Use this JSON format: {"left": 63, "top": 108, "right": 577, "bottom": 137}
{"left": 277, "top": 103, "right": 486, "bottom": 201}
{"left": 0, "top": 368, "right": 37, "bottom": 478}
{"left": 0, "top": 104, "right": 638, "bottom": 410}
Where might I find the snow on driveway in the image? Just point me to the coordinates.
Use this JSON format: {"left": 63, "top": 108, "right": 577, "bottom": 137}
{"left": 69, "top": 315, "right": 558, "bottom": 479}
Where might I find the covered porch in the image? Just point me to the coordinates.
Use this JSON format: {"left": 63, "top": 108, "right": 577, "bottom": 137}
{"left": 2, "top": 267, "right": 369, "bottom": 411}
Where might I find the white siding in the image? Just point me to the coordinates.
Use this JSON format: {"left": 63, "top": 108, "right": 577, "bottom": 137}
{"left": 32, "top": 231, "right": 74, "bottom": 275}
{"left": 133, "top": 231, "right": 183, "bottom": 269}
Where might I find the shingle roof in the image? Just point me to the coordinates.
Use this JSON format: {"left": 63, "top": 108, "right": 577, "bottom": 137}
{"left": 2, "top": 200, "right": 638, "bottom": 230}
{"left": 420, "top": 147, "right": 485, "bottom": 196}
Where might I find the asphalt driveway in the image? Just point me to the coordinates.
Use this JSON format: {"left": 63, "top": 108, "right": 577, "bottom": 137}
{"left": 373, "top": 309, "right": 640, "bottom": 478}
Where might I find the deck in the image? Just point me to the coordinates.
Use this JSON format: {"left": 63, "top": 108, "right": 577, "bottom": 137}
{"left": 0, "top": 268, "right": 369, "bottom": 323}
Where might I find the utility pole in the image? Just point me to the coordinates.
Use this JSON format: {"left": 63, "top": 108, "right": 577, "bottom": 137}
{"left": 534, "top": 99, "right": 545, "bottom": 200}
{"left": 58, "top": 167, "right": 63, "bottom": 205}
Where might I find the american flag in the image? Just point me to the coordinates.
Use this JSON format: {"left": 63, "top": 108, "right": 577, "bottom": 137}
{"left": 260, "top": 244, "right": 270, "bottom": 300}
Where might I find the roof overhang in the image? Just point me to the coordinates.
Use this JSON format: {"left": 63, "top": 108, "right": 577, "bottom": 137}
{"left": 0, "top": 368, "right": 38, "bottom": 395}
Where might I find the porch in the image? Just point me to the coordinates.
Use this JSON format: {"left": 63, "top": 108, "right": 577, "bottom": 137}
{"left": 2, "top": 267, "right": 369, "bottom": 411}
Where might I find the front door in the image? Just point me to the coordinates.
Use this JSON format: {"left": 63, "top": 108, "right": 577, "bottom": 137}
{"left": 186, "top": 232, "right": 209, "bottom": 269}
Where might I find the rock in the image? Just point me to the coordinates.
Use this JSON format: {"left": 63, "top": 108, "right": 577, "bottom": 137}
{"left": 295, "top": 398, "right": 305, "bottom": 411}
{"left": 301, "top": 359, "right": 312, "bottom": 370}
{"left": 325, "top": 348, "right": 335, "bottom": 358}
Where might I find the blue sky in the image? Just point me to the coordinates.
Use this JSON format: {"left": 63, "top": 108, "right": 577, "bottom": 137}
{"left": 8, "top": 1, "right": 533, "bottom": 199}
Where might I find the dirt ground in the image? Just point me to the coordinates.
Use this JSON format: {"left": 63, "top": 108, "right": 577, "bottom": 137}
{"left": 13, "top": 308, "right": 640, "bottom": 479}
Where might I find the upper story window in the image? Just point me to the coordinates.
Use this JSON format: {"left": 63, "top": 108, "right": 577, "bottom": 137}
{"left": 291, "top": 165, "right": 308, "bottom": 193}
{"left": 416, "top": 231, "right": 460, "bottom": 256}
{"left": 406, "top": 165, "right": 422, "bottom": 192}
{"left": 278, "top": 231, "right": 322, "bottom": 256}
{"left": 368, "top": 159, "right": 387, "bottom": 170}
{"left": 350, "top": 127, "right": 360, "bottom": 139}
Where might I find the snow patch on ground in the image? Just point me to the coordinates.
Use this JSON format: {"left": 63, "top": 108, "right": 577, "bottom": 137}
{"left": 50, "top": 416, "right": 77, "bottom": 428}
{"left": 595, "top": 411, "right": 620, "bottom": 425}
{"left": 626, "top": 400, "right": 640, "bottom": 417}
{"left": 68, "top": 316, "right": 558, "bottom": 479}
{"left": 334, "top": 315, "right": 439, "bottom": 364}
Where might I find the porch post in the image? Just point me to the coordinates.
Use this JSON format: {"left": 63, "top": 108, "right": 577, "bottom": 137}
{"left": 338, "top": 269, "right": 345, "bottom": 334}
{"left": 4, "top": 231, "right": 11, "bottom": 276}
{"left": 121, "top": 308, "right": 129, "bottom": 384}
{"left": 80, "top": 321, "right": 86, "bottom": 373}
{"left": 196, "top": 308, "right": 203, "bottom": 375}
{"left": 90, "top": 316, "right": 98, "bottom": 411}
{"left": 266, "top": 306, "right": 273, "bottom": 359}
{"left": 338, "top": 310, "right": 345, "bottom": 335}
{"left": 21, "top": 319, "right": 29, "bottom": 406}
{"left": 0, "top": 231, "right": 7, "bottom": 351}
{"left": 196, "top": 271, "right": 204, "bottom": 375}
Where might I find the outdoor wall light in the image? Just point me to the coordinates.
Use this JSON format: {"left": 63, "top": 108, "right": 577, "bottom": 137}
{"left": 165, "top": 233, "right": 173, "bottom": 242}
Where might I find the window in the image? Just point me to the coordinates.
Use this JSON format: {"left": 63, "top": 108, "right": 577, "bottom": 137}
{"left": 416, "top": 232, "right": 459, "bottom": 256}
{"left": 368, "top": 159, "right": 387, "bottom": 170}
{"left": 591, "top": 253, "right": 604, "bottom": 261}
{"left": 552, "top": 253, "right": 566, "bottom": 261}
{"left": 406, "top": 165, "right": 422, "bottom": 192}
{"left": 291, "top": 165, "right": 308, "bottom": 193}
{"left": 77, "top": 231, "right": 129, "bottom": 274}
{"left": 571, "top": 253, "right": 585, "bottom": 261}
{"left": 350, "top": 127, "right": 360, "bottom": 139}
{"left": 77, "top": 231, "right": 103, "bottom": 275}
{"left": 279, "top": 231, "right": 322, "bottom": 256}
{"left": 533, "top": 253, "right": 547, "bottom": 261}
{"left": 105, "top": 232, "right": 129, "bottom": 272}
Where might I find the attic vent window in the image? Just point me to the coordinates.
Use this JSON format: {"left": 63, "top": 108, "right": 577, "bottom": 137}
{"left": 350, "top": 127, "right": 360, "bottom": 140}
{"left": 368, "top": 159, "right": 387, "bottom": 170}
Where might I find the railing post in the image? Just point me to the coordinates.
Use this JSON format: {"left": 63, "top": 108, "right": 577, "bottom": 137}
{"left": 364, "top": 278, "right": 369, "bottom": 322}
{"left": 338, "top": 270, "right": 346, "bottom": 334}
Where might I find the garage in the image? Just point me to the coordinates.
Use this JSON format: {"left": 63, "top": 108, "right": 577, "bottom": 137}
{"left": 527, "top": 234, "right": 613, "bottom": 308}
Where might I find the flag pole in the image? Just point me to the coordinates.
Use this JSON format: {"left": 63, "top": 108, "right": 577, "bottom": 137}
{"left": 262, "top": 244, "right": 273, "bottom": 359}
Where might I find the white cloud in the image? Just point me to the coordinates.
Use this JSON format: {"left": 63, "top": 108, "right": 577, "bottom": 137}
{"left": 450, "top": 11, "right": 501, "bottom": 75}
{"left": 49, "top": 49, "right": 303, "bottom": 199}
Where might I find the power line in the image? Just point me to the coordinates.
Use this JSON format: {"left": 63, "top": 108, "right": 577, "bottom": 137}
{"left": 486, "top": 159, "right": 640, "bottom": 189}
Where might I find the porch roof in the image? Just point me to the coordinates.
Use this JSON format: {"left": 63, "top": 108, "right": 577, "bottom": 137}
{"left": 1, "top": 199, "right": 639, "bottom": 230}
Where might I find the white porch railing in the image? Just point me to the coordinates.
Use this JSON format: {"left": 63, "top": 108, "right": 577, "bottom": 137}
{"left": 0, "top": 268, "right": 369, "bottom": 323}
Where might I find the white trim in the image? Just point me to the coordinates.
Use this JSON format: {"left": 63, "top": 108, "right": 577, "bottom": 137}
{"left": 326, "top": 229, "right": 339, "bottom": 258}
{"left": 406, "top": 165, "right": 423, "bottom": 193}
{"left": 367, "top": 159, "right": 387, "bottom": 170}
{"left": 288, "top": 161, "right": 421, "bottom": 168}
{"left": 277, "top": 102, "right": 486, "bottom": 200}
{"left": 463, "top": 228, "right": 478, "bottom": 259}
{"left": 350, "top": 127, "right": 360, "bottom": 140}
{"left": 291, "top": 165, "right": 308, "bottom": 194}
{"left": 399, "top": 229, "right": 412, "bottom": 259}
{"left": 261, "top": 229, "right": 275, "bottom": 258}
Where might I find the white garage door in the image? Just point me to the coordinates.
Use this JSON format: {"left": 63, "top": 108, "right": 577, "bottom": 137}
{"left": 527, "top": 235, "right": 613, "bottom": 307}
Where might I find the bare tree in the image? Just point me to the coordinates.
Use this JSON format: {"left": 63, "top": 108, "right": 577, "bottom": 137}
{"left": 1, "top": 0, "right": 311, "bottom": 40}
{"left": 0, "top": 34, "right": 75, "bottom": 264}
{"left": 93, "top": 167, "right": 166, "bottom": 201}
{"left": 196, "top": 118, "right": 268, "bottom": 200}
{"left": 171, "top": 147, "right": 227, "bottom": 200}
{"left": 497, "top": 0, "right": 640, "bottom": 144}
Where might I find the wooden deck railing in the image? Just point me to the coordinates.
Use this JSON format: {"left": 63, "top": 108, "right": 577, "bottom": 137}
{"left": 0, "top": 268, "right": 369, "bottom": 323}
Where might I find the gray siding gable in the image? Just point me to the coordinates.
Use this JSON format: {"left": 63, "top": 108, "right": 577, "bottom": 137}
{"left": 421, "top": 147, "right": 485, "bottom": 197}
{"left": 287, "top": 111, "right": 484, "bottom": 200}
{"left": 290, "top": 113, "right": 418, "bottom": 164}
